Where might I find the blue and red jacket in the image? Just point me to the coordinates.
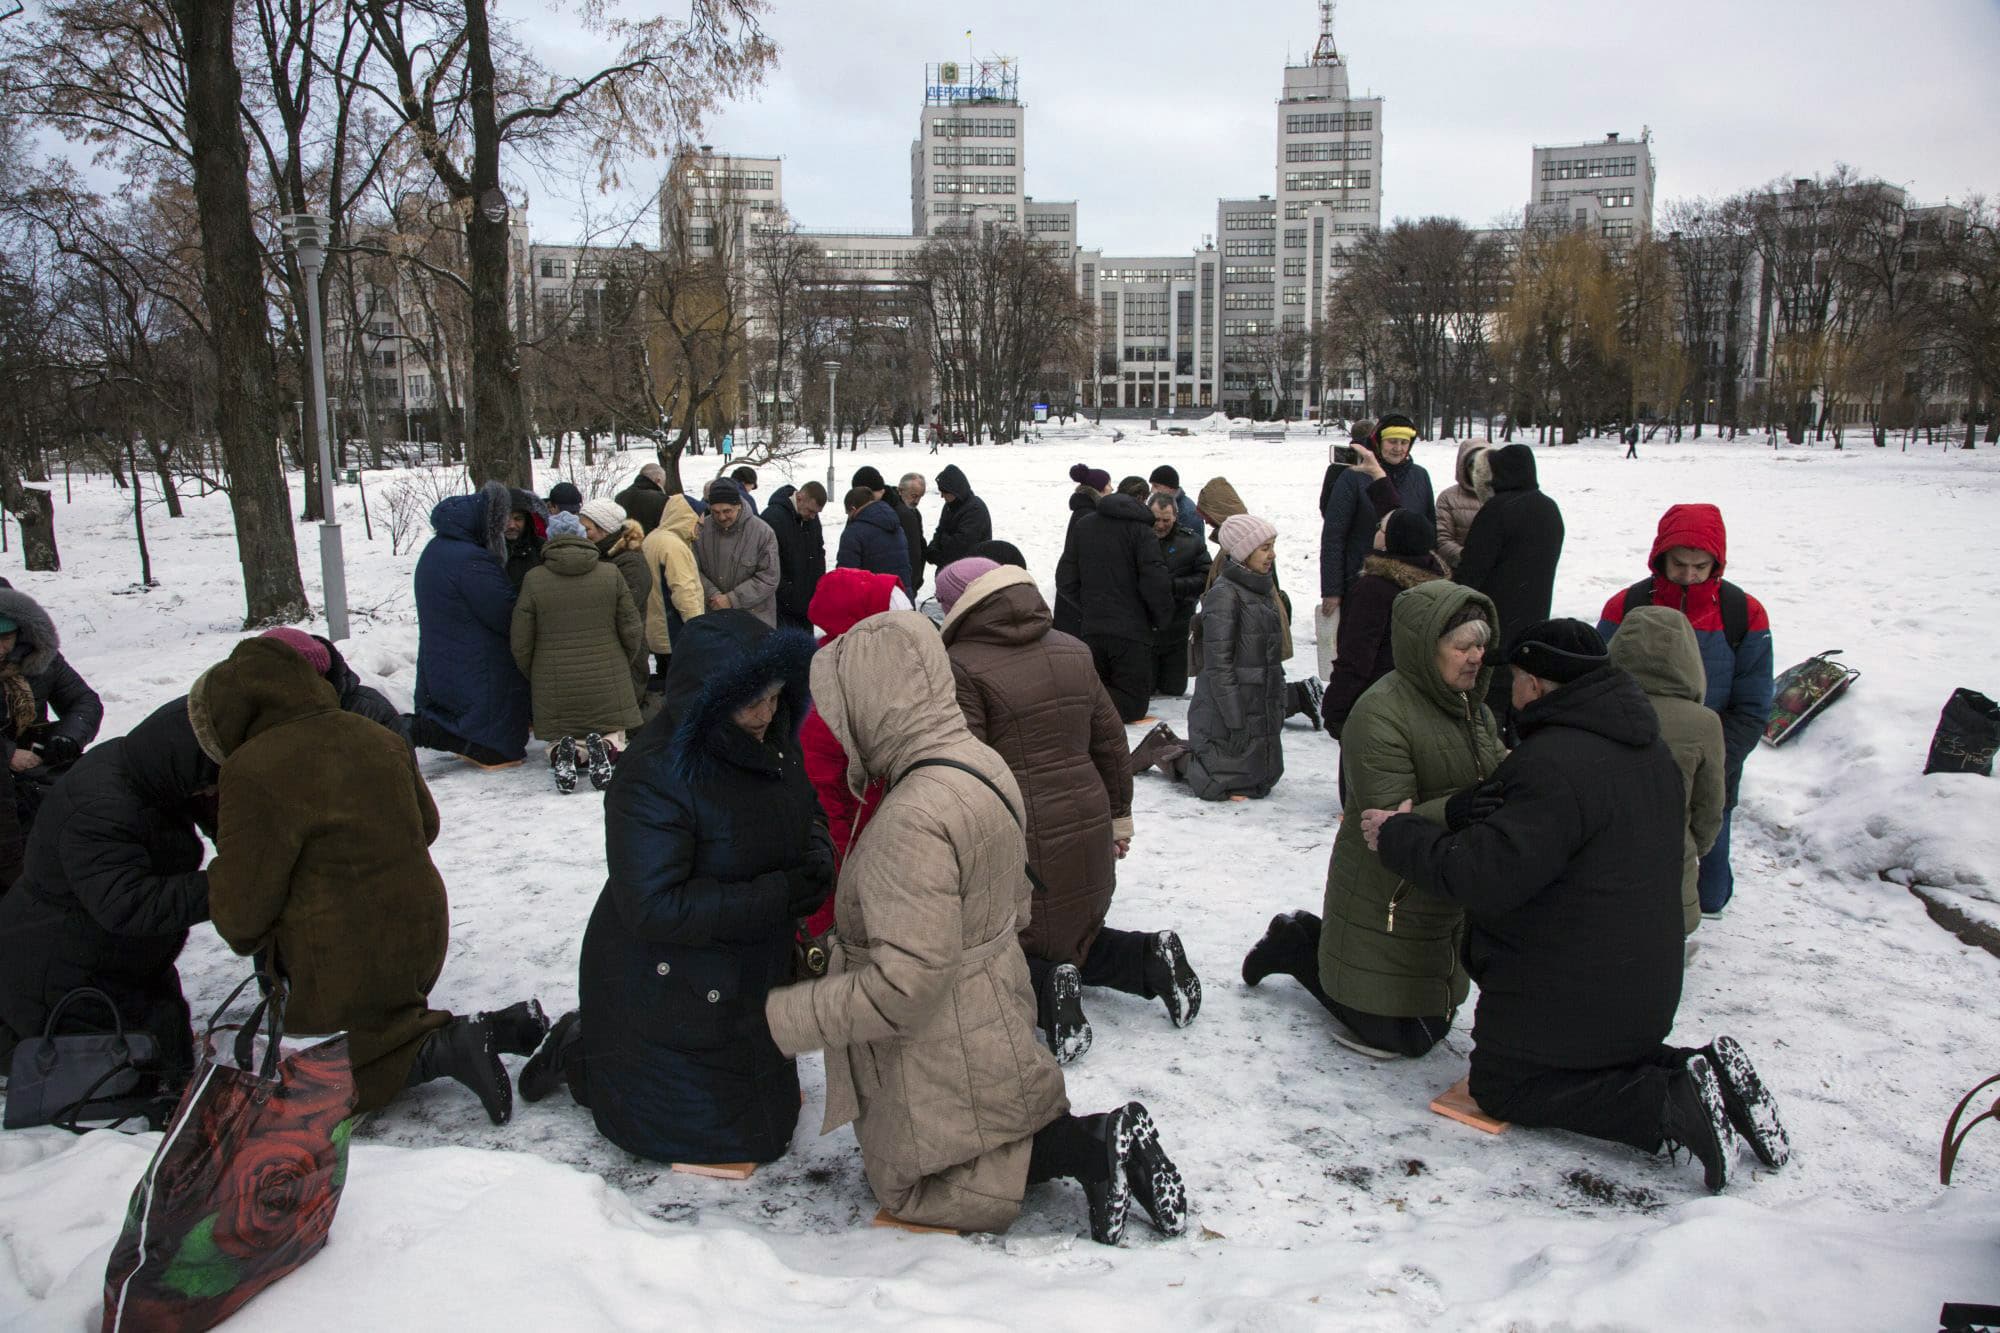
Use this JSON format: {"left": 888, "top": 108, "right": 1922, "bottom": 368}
{"left": 1597, "top": 503, "right": 1773, "bottom": 803}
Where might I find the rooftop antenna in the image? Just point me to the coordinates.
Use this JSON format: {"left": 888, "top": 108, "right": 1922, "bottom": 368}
{"left": 1312, "top": 0, "right": 1341, "bottom": 65}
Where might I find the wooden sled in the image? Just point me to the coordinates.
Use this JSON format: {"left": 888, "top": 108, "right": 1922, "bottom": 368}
{"left": 1429, "top": 1079, "right": 1508, "bottom": 1135}
{"left": 451, "top": 753, "right": 524, "bottom": 770}
{"left": 871, "top": 1209, "right": 961, "bottom": 1236}
{"left": 672, "top": 1161, "right": 757, "bottom": 1181}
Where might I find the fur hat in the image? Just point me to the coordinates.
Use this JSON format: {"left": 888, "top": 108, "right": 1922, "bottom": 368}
{"left": 1069, "top": 462, "right": 1111, "bottom": 492}
{"left": 935, "top": 557, "right": 1000, "bottom": 613}
{"left": 579, "top": 498, "right": 627, "bottom": 533}
{"left": 1218, "top": 513, "right": 1278, "bottom": 563}
{"left": 1384, "top": 509, "right": 1436, "bottom": 558}
{"left": 258, "top": 626, "right": 332, "bottom": 677}
{"left": 547, "top": 511, "right": 587, "bottom": 541}
{"left": 1149, "top": 464, "right": 1180, "bottom": 489}
{"left": 1508, "top": 618, "right": 1610, "bottom": 685}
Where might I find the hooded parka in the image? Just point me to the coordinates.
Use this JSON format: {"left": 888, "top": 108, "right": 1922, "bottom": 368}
{"left": 0, "top": 586, "right": 104, "bottom": 775}
{"left": 1318, "top": 581, "right": 1506, "bottom": 1019}
{"left": 942, "top": 567, "right": 1134, "bottom": 965}
{"left": 641, "top": 495, "right": 706, "bottom": 656}
{"left": 510, "top": 533, "right": 645, "bottom": 740}
{"left": 413, "top": 481, "right": 531, "bottom": 761}
{"left": 1434, "top": 440, "right": 1493, "bottom": 570}
{"left": 765, "top": 614, "right": 1069, "bottom": 1233}
{"left": 193, "top": 639, "right": 452, "bottom": 1110}
{"left": 1051, "top": 489, "right": 1099, "bottom": 636}
{"left": 581, "top": 612, "right": 824, "bottom": 1166}
{"left": 925, "top": 464, "right": 993, "bottom": 571}
{"left": 1606, "top": 607, "right": 1727, "bottom": 934}
{"left": 836, "top": 499, "right": 913, "bottom": 591}
{"left": 1323, "top": 551, "right": 1450, "bottom": 738}
{"left": 1454, "top": 443, "right": 1566, "bottom": 657}
{"left": 1184, "top": 559, "right": 1288, "bottom": 800}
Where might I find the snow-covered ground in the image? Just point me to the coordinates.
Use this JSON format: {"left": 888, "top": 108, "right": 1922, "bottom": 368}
{"left": 3, "top": 423, "right": 1998, "bottom": 1329}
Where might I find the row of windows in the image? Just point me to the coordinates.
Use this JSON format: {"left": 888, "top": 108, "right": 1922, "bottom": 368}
{"left": 1285, "top": 171, "right": 1372, "bottom": 192}
{"left": 1223, "top": 264, "right": 1274, "bottom": 282}
{"left": 818, "top": 249, "right": 918, "bottom": 271}
{"left": 1099, "top": 267, "right": 1183, "bottom": 283}
{"left": 1541, "top": 155, "right": 1640, "bottom": 181}
{"left": 1539, "top": 189, "right": 1638, "bottom": 209}
{"left": 1285, "top": 111, "right": 1374, "bottom": 134}
{"left": 1223, "top": 212, "right": 1276, "bottom": 231}
{"left": 1224, "top": 291, "right": 1273, "bottom": 311}
{"left": 1603, "top": 220, "right": 1636, "bottom": 240}
{"left": 934, "top": 174, "right": 1016, "bottom": 195}
{"left": 930, "top": 202, "right": 1019, "bottom": 221}
{"left": 931, "top": 117, "right": 1016, "bottom": 138}
{"left": 1027, "top": 214, "right": 1072, "bottom": 233}
{"left": 1223, "top": 239, "right": 1275, "bottom": 257}
{"left": 933, "top": 146, "right": 1016, "bottom": 167}
{"left": 1222, "top": 318, "right": 1274, "bottom": 336}
{"left": 1123, "top": 346, "right": 1172, "bottom": 363}
{"left": 1286, "top": 198, "right": 1375, "bottom": 218}
{"left": 686, "top": 170, "right": 774, "bottom": 191}
{"left": 1285, "top": 141, "right": 1372, "bottom": 162}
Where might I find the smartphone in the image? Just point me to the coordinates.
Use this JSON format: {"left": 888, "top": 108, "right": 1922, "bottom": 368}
{"left": 1332, "top": 445, "right": 1359, "bottom": 466}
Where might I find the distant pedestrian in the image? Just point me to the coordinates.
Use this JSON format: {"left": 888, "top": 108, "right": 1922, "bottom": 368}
{"left": 1054, "top": 464, "right": 1113, "bottom": 636}
{"left": 1625, "top": 425, "right": 1640, "bottom": 459}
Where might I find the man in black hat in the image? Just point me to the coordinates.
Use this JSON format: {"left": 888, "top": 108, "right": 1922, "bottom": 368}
{"left": 1148, "top": 465, "right": 1200, "bottom": 532}
{"left": 1358, "top": 619, "right": 1790, "bottom": 1195}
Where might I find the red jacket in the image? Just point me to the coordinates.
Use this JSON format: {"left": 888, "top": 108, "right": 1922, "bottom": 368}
{"left": 797, "top": 569, "right": 903, "bottom": 934}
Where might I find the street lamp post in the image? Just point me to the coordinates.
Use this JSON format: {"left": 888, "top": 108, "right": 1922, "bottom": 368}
{"left": 823, "top": 360, "right": 841, "bottom": 500}
{"left": 279, "top": 213, "right": 350, "bottom": 641}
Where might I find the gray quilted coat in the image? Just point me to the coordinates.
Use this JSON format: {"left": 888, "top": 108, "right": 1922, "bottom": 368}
{"left": 1184, "top": 560, "right": 1286, "bottom": 800}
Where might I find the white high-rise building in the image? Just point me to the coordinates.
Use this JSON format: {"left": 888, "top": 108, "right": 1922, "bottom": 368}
{"left": 1528, "top": 131, "right": 1656, "bottom": 243}
{"left": 910, "top": 58, "right": 1026, "bottom": 235}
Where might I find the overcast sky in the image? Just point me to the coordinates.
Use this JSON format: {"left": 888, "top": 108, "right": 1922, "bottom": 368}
{"left": 547, "top": 0, "right": 1999, "bottom": 252}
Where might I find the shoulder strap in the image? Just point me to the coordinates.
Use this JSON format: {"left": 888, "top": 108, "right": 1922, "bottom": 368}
{"left": 898, "top": 757, "right": 1021, "bottom": 829}
{"left": 1718, "top": 580, "right": 1749, "bottom": 651}
{"left": 1621, "top": 578, "right": 1654, "bottom": 618}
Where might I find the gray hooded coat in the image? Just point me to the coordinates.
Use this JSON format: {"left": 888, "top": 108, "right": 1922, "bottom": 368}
{"left": 1184, "top": 559, "right": 1286, "bottom": 800}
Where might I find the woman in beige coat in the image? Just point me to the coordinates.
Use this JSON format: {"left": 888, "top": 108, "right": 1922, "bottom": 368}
{"left": 764, "top": 613, "right": 1189, "bottom": 1245}
{"left": 1434, "top": 439, "right": 1493, "bottom": 571}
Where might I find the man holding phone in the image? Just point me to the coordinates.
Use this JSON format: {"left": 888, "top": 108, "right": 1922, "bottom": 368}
{"left": 1320, "top": 413, "right": 1435, "bottom": 626}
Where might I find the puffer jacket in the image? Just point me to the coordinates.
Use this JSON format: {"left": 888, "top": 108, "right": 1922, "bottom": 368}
{"left": 925, "top": 464, "right": 993, "bottom": 571}
{"left": 1195, "top": 477, "right": 1292, "bottom": 661}
{"left": 0, "top": 697, "right": 215, "bottom": 1071}
{"left": 1606, "top": 607, "right": 1727, "bottom": 935}
{"left": 1051, "top": 489, "right": 1098, "bottom": 636}
{"left": 413, "top": 481, "right": 531, "bottom": 760}
{"left": 1318, "top": 580, "right": 1506, "bottom": 1019}
{"left": 582, "top": 613, "right": 824, "bottom": 1166}
{"left": 1456, "top": 443, "right": 1565, "bottom": 658}
{"left": 836, "top": 500, "right": 913, "bottom": 592}
{"left": 193, "top": 640, "right": 451, "bottom": 1110}
{"left": 1434, "top": 440, "right": 1492, "bottom": 570}
{"left": 1053, "top": 492, "right": 1171, "bottom": 645}
{"left": 642, "top": 495, "right": 706, "bottom": 655}
{"left": 1184, "top": 560, "right": 1286, "bottom": 800}
{"left": 694, "top": 511, "right": 781, "bottom": 628}
{"left": 766, "top": 613, "right": 1068, "bottom": 1234}
{"left": 510, "top": 533, "right": 644, "bottom": 739}
{"left": 0, "top": 587, "right": 104, "bottom": 774}
{"left": 942, "top": 567, "right": 1133, "bottom": 966}
{"left": 1323, "top": 551, "right": 1450, "bottom": 738}
{"left": 1158, "top": 522, "right": 1212, "bottom": 633}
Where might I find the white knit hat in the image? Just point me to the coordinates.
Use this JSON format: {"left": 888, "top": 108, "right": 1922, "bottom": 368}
{"left": 1218, "top": 513, "right": 1278, "bottom": 563}
{"left": 580, "top": 498, "right": 627, "bottom": 533}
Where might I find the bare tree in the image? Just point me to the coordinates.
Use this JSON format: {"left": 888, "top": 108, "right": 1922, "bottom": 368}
{"left": 1661, "top": 196, "right": 1755, "bottom": 435}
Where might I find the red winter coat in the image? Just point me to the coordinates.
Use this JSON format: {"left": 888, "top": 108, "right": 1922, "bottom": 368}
{"left": 799, "top": 569, "right": 905, "bottom": 935}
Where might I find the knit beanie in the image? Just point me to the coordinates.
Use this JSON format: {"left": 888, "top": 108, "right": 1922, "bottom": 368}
{"left": 1069, "top": 462, "right": 1111, "bottom": 492}
{"left": 1508, "top": 618, "right": 1610, "bottom": 685}
{"left": 546, "top": 481, "right": 583, "bottom": 513}
{"left": 547, "top": 511, "right": 587, "bottom": 541}
{"left": 580, "top": 498, "right": 627, "bottom": 533}
{"left": 935, "top": 557, "right": 1001, "bottom": 613}
{"left": 1384, "top": 509, "right": 1436, "bottom": 558}
{"left": 1218, "top": 513, "right": 1278, "bottom": 564}
{"left": 705, "top": 478, "right": 743, "bottom": 506}
{"left": 259, "top": 626, "right": 331, "bottom": 677}
{"left": 971, "top": 539, "right": 1027, "bottom": 569}
{"left": 851, "top": 465, "right": 887, "bottom": 492}
{"left": 1149, "top": 464, "right": 1180, "bottom": 489}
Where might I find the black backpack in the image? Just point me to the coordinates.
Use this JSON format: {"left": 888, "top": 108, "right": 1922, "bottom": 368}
{"left": 1622, "top": 578, "right": 1749, "bottom": 651}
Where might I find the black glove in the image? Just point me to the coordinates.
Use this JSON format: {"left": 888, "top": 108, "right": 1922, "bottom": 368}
{"left": 784, "top": 849, "right": 836, "bottom": 918}
{"left": 34, "top": 734, "right": 82, "bottom": 769}
{"left": 1445, "top": 779, "right": 1505, "bottom": 832}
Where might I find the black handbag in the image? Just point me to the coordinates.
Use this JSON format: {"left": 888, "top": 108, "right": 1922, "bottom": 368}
{"left": 4, "top": 987, "right": 164, "bottom": 1131}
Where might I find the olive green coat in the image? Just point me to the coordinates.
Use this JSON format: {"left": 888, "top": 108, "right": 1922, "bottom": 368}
{"left": 1319, "top": 580, "right": 1506, "bottom": 1018}
{"left": 510, "top": 533, "right": 645, "bottom": 739}
{"left": 1606, "top": 605, "right": 1727, "bottom": 934}
{"left": 192, "top": 639, "right": 451, "bottom": 1111}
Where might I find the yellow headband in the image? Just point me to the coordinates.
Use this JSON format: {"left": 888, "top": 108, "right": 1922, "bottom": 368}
{"left": 1378, "top": 426, "right": 1417, "bottom": 444}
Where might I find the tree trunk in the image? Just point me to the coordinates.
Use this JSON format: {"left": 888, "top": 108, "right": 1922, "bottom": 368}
{"left": 172, "top": 0, "right": 309, "bottom": 625}
{"left": 0, "top": 470, "right": 59, "bottom": 572}
{"left": 460, "top": 0, "right": 534, "bottom": 489}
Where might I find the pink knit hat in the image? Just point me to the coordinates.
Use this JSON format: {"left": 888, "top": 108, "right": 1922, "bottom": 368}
{"left": 1217, "top": 513, "right": 1278, "bottom": 564}
{"left": 259, "top": 626, "right": 332, "bottom": 676}
{"left": 935, "top": 556, "right": 1001, "bottom": 612}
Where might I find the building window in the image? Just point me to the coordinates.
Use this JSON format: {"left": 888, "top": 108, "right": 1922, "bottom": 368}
{"left": 1602, "top": 219, "right": 1636, "bottom": 240}
{"left": 1285, "top": 141, "right": 1372, "bottom": 162}
{"left": 1600, "top": 191, "right": 1635, "bottom": 209}
{"left": 1222, "top": 318, "right": 1274, "bottom": 336}
{"left": 934, "top": 174, "right": 1015, "bottom": 195}
{"left": 1542, "top": 154, "right": 1638, "bottom": 182}
{"left": 1222, "top": 212, "right": 1276, "bottom": 231}
{"left": 1223, "top": 264, "right": 1274, "bottom": 282}
{"left": 540, "top": 258, "right": 566, "bottom": 279}
{"left": 1285, "top": 171, "right": 1372, "bottom": 192}
{"left": 688, "top": 168, "right": 773, "bottom": 191}
{"left": 1222, "top": 239, "right": 1275, "bottom": 257}
{"left": 1282, "top": 286, "right": 1306, "bottom": 305}
{"left": 1099, "top": 267, "right": 1183, "bottom": 283}
{"left": 1224, "top": 291, "right": 1273, "bottom": 311}
{"left": 370, "top": 348, "right": 398, "bottom": 367}
{"left": 1285, "top": 111, "right": 1373, "bottom": 133}
{"left": 1283, "top": 257, "right": 1306, "bottom": 277}
{"left": 933, "top": 146, "right": 1018, "bottom": 167}
{"left": 1284, "top": 228, "right": 1307, "bottom": 248}
{"left": 931, "top": 117, "right": 1017, "bottom": 138}
{"left": 406, "top": 374, "right": 428, "bottom": 400}
{"left": 1027, "top": 214, "right": 1071, "bottom": 233}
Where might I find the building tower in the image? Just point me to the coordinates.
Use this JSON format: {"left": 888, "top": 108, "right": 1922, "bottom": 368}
{"left": 910, "top": 57, "right": 1025, "bottom": 236}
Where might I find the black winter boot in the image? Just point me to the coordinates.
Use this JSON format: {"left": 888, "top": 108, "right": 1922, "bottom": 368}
{"left": 583, "top": 733, "right": 616, "bottom": 790}
{"left": 480, "top": 999, "right": 550, "bottom": 1057}
{"left": 1702, "top": 1036, "right": 1791, "bottom": 1170}
{"left": 1242, "top": 911, "right": 1318, "bottom": 988}
{"left": 1128, "top": 721, "right": 1185, "bottom": 777}
{"left": 1287, "top": 677, "right": 1324, "bottom": 730}
{"left": 519, "top": 1010, "right": 582, "bottom": 1104}
{"left": 1661, "top": 1053, "right": 1734, "bottom": 1194}
{"left": 1144, "top": 932, "right": 1202, "bottom": 1028}
{"left": 1080, "top": 1102, "right": 1186, "bottom": 1244}
{"left": 550, "top": 737, "right": 579, "bottom": 795}
{"left": 1040, "top": 963, "right": 1092, "bottom": 1066}
{"left": 408, "top": 1016, "right": 513, "bottom": 1125}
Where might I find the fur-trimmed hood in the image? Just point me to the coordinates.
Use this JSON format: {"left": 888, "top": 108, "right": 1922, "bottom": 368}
{"left": 651, "top": 610, "right": 816, "bottom": 786}
{"left": 1361, "top": 551, "right": 1449, "bottom": 590}
{"left": 429, "top": 479, "right": 513, "bottom": 562}
{"left": 0, "top": 588, "right": 60, "bottom": 675}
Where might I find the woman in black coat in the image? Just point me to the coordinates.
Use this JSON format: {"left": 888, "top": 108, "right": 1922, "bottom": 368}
{"left": 1053, "top": 466, "right": 1110, "bottom": 635}
{"left": 1454, "top": 443, "right": 1565, "bottom": 723}
{"left": 523, "top": 611, "right": 830, "bottom": 1167}
{"left": 0, "top": 697, "right": 216, "bottom": 1073}
{"left": 0, "top": 587, "right": 106, "bottom": 889}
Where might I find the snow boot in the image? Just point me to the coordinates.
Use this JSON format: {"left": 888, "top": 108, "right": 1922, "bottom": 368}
{"left": 479, "top": 998, "right": 550, "bottom": 1057}
{"left": 1702, "top": 1036, "right": 1791, "bottom": 1170}
{"left": 1041, "top": 962, "right": 1093, "bottom": 1066}
{"left": 1241, "top": 911, "right": 1317, "bottom": 988}
{"left": 1662, "top": 1053, "right": 1734, "bottom": 1194}
{"left": 1145, "top": 931, "right": 1202, "bottom": 1028}
{"left": 551, "top": 737, "right": 579, "bottom": 795}
{"left": 408, "top": 1016, "right": 514, "bottom": 1125}
{"left": 1286, "top": 677, "right": 1324, "bottom": 730}
{"left": 1128, "top": 721, "right": 1185, "bottom": 777}
{"left": 1119, "top": 1104, "right": 1188, "bottom": 1237}
{"left": 583, "top": 733, "right": 616, "bottom": 791}
{"left": 518, "top": 1010, "right": 582, "bottom": 1104}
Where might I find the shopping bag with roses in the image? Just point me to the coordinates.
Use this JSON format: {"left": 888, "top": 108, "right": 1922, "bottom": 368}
{"left": 100, "top": 973, "right": 358, "bottom": 1333}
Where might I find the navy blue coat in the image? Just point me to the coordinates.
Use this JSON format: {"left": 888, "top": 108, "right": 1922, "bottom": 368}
{"left": 413, "top": 482, "right": 531, "bottom": 761}
{"left": 836, "top": 500, "right": 913, "bottom": 592}
{"left": 1320, "top": 455, "right": 1436, "bottom": 599}
{"left": 580, "top": 613, "right": 825, "bottom": 1165}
